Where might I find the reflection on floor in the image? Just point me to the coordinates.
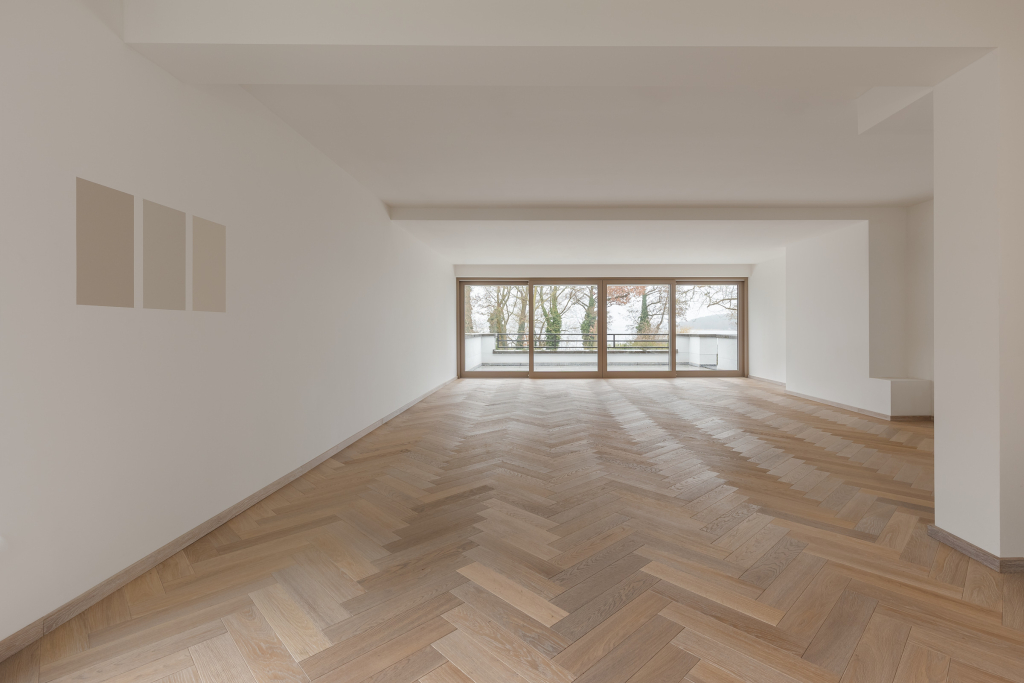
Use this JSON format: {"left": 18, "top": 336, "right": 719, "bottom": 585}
{"left": 5, "top": 378, "right": 1022, "bottom": 683}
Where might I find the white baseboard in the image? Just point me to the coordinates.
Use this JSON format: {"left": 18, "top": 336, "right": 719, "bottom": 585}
{"left": 785, "top": 389, "right": 892, "bottom": 420}
{"left": 747, "top": 375, "right": 786, "bottom": 387}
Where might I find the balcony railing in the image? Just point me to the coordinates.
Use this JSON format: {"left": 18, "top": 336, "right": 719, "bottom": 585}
{"left": 464, "top": 332, "right": 738, "bottom": 370}
{"left": 606, "top": 333, "right": 668, "bottom": 351}
{"left": 492, "top": 333, "right": 529, "bottom": 350}
{"left": 469, "top": 332, "right": 734, "bottom": 353}
{"left": 479, "top": 332, "right": 671, "bottom": 352}
{"left": 534, "top": 332, "right": 597, "bottom": 351}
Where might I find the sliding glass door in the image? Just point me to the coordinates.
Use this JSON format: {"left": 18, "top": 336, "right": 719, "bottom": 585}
{"left": 531, "top": 283, "right": 600, "bottom": 376}
{"left": 457, "top": 278, "right": 744, "bottom": 377}
{"left": 604, "top": 282, "right": 674, "bottom": 376}
{"left": 675, "top": 281, "right": 745, "bottom": 376}
{"left": 460, "top": 282, "right": 530, "bottom": 376}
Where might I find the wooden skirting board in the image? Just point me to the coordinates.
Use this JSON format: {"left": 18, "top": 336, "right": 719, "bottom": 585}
{"left": 927, "top": 524, "right": 1024, "bottom": 573}
{"left": 0, "top": 376, "right": 457, "bottom": 665}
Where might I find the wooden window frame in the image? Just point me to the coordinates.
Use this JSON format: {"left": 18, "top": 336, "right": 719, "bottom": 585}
{"left": 456, "top": 277, "right": 748, "bottom": 379}
{"left": 673, "top": 278, "right": 747, "bottom": 378}
{"left": 601, "top": 278, "right": 676, "bottom": 378}
{"left": 457, "top": 280, "right": 531, "bottom": 378}
{"left": 529, "top": 280, "right": 603, "bottom": 379}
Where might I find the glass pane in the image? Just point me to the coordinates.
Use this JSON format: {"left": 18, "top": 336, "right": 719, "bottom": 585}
{"left": 532, "top": 284, "right": 599, "bottom": 372}
{"left": 606, "top": 284, "right": 671, "bottom": 372}
{"left": 675, "top": 284, "right": 739, "bottom": 371}
{"left": 463, "top": 284, "right": 529, "bottom": 372}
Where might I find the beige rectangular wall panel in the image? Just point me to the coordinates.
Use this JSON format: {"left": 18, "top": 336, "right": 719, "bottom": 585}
{"left": 143, "top": 200, "right": 186, "bottom": 310}
{"left": 76, "top": 178, "right": 135, "bottom": 307}
{"left": 193, "top": 216, "right": 226, "bottom": 312}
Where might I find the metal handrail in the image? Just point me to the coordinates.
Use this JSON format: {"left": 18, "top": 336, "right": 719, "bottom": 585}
{"left": 492, "top": 332, "right": 529, "bottom": 350}
{"left": 479, "top": 332, "right": 733, "bottom": 351}
{"left": 523, "top": 332, "right": 669, "bottom": 351}
{"left": 606, "top": 333, "right": 668, "bottom": 350}
{"left": 533, "top": 332, "right": 598, "bottom": 350}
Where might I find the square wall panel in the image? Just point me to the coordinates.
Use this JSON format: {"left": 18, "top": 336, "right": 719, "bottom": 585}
{"left": 76, "top": 178, "right": 134, "bottom": 307}
{"left": 193, "top": 217, "right": 226, "bottom": 313}
{"left": 143, "top": 200, "right": 186, "bottom": 310}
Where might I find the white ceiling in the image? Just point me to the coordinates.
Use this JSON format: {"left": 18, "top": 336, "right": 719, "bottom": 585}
{"left": 398, "top": 220, "right": 856, "bottom": 265}
{"left": 119, "top": 41, "right": 979, "bottom": 209}
{"left": 133, "top": 45, "right": 987, "bottom": 89}
{"left": 247, "top": 82, "right": 933, "bottom": 207}
{"left": 121, "top": 12, "right": 986, "bottom": 264}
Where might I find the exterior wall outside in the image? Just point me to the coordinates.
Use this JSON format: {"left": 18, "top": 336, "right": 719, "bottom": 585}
{"left": 718, "top": 336, "right": 738, "bottom": 370}
{"left": 464, "top": 333, "right": 484, "bottom": 370}
{"left": 677, "top": 335, "right": 737, "bottom": 370}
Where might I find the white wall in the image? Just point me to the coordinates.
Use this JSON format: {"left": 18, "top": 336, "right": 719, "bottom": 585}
{"left": 906, "top": 200, "right": 934, "bottom": 381}
{"left": 933, "top": 53, "right": 1003, "bottom": 556}
{"left": 867, "top": 209, "right": 909, "bottom": 379}
{"left": 786, "top": 224, "right": 892, "bottom": 416}
{"left": 0, "top": 0, "right": 455, "bottom": 642}
{"left": 748, "top": 255, "right": 786, "bottom": 384}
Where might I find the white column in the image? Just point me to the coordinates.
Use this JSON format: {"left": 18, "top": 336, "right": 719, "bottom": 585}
{"left": 934, "top": 50, "right": 1024, "bottom": 557}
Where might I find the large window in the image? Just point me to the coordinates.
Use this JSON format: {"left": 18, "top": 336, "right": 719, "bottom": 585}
{"left": 458, "top": 278, "right": 744, "bottom": 377}
{"left": 532, "top": 284, "right": 599, "bottom": 374}
{"left": 606, "top": 283, "right": 672, "bottom": 374}
{"left": 461, "top": 282, "right": 529, "bottom": 375}
{"left": 676, "top": 283, "right": 740, "bottom": 372}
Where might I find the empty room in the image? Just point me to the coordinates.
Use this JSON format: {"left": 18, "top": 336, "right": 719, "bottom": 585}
{"left": 2, "top": 2, "right": 1023, "bottom": 682}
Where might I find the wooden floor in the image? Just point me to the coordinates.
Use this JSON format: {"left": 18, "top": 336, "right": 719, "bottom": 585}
{"left": 4, "top": 378, "right": 1023, "bottom": 683}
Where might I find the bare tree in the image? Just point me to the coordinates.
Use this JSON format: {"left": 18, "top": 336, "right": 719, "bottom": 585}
{"left": 534, "top": 285, "right": 591, "bottom": 349}
{"left": 579, "top": 285, "right": 597, "bottom": 348}
{"left": 676, "top": 285, "right": 738, "bottom": 326}
{"left": 471, "top": 285, "right": 528, "bottom": 348}
{"left": 607, "top": 285, "right": 669, "bottom": 344}
{"left": 463, "top": 287, "right": 475, "bottom": 333}
{"left": 513, "top": 287, "right": 528, "bottom": 348}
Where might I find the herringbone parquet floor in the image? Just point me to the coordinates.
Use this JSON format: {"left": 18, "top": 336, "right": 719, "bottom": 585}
{"left": 4, "top": 378, "right": 1023, "bottom": 683}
